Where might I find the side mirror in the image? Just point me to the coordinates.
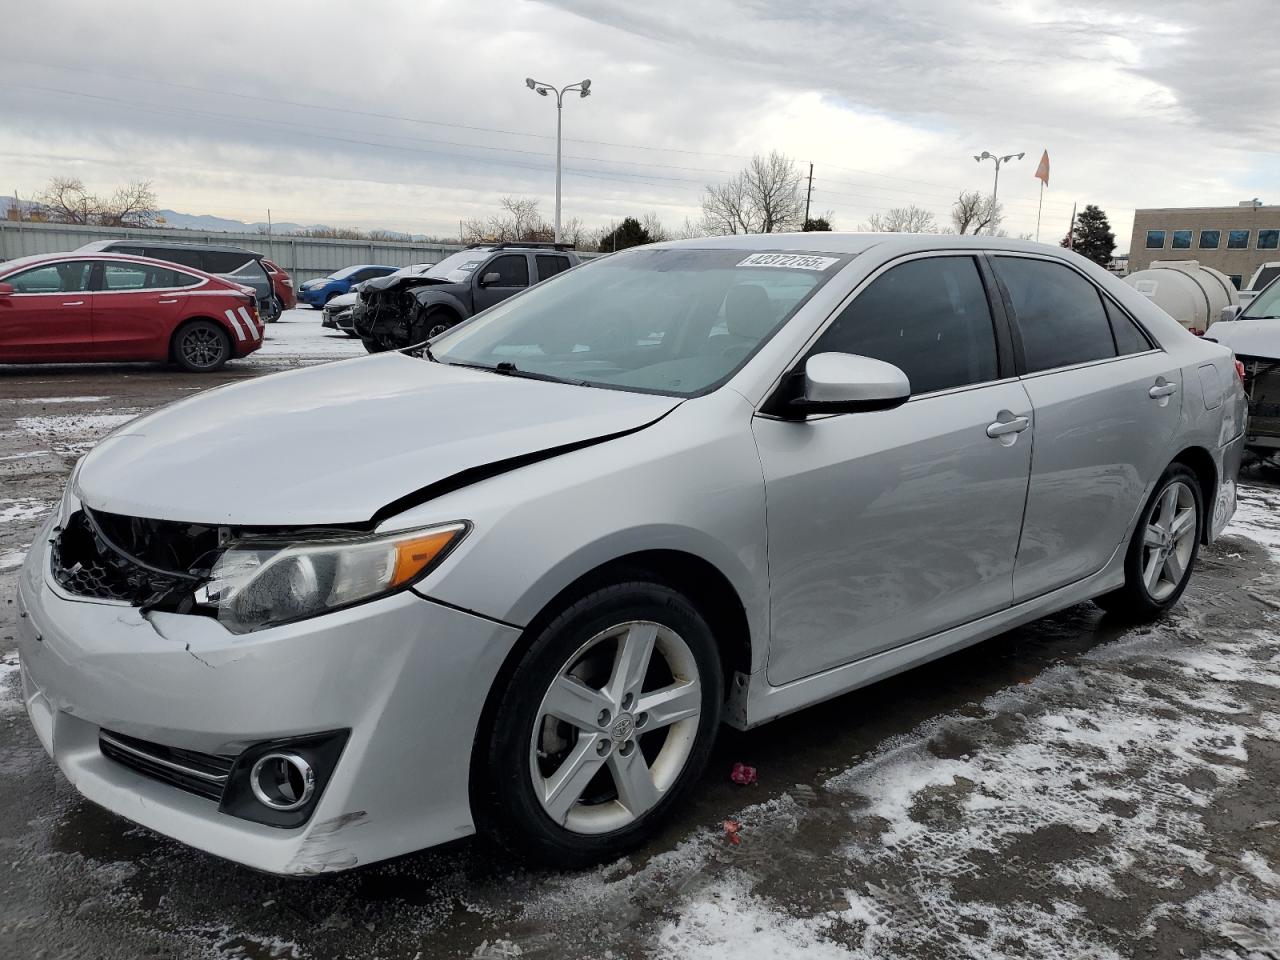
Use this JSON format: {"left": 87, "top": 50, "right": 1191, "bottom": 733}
{"left": 0, "top": 282, "right": 13, "bottom": 297}
{"left": 1219, "top": 304, "right": 1244, "bottom": 323}
{"left": 789, "top": 352, "right": 911, "bottom": 417}
{"left": 480, "top": 271, "right": 501, "bottom": 287}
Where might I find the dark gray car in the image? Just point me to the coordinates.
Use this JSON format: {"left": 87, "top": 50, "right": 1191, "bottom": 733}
{"left": 353, "top": 242, "right": 579, "bottom": 352}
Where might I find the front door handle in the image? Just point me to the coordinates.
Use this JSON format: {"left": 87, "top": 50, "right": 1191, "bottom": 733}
{"left": 1149, "top": 379, "right": 1178, "bottom": 399}
{"left": 61, "top": 300, "right": 85, "bottom": 306}
{"left": 157, "top": 298, "right": 178, "bottom": 304}
{"left": 987, "top": 414, "right": 1030, "bottom": 440}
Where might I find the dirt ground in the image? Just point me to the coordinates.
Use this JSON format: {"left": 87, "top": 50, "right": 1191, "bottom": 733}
{"left": 3, "top": 312, "right": 1280, "bottom": 959}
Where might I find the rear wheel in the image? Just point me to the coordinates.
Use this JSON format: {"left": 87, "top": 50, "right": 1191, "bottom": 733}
{"left": 172, "top": 320, "right": 231, "bottom": 373}
{"left": 1095, "top": 464, "right": 1202, "bottom": 620}
{"left": 476, "top": 581, "right": 722, "bottom": 866}
{"left": 261, "top": 296, "right": 282, "bottom": 323}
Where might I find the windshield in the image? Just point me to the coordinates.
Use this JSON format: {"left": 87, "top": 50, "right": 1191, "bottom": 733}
{"left": 1245, "top": 278, "right": 1280, "bottom": 319}
{"left": 431, "top": 248, "right": 850, "bottom": 397}
{"left": 425, "top": 251, "right": 489, "bottom": 282}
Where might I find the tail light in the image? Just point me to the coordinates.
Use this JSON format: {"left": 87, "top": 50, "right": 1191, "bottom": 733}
{"left": 1235, "top": 359, "right": 1246, "bottom": 384}
{"left": 1188, "top": 326, "right": 1205, "bottom": 337}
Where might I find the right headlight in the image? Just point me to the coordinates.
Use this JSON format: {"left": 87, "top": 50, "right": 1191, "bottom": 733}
{"left": 196, "top": 522, "right": 468, "bottom": 634}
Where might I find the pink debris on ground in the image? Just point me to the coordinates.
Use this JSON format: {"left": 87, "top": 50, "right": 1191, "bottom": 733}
{"left": 730, "top": 762, "right": 758, "bottom": 785}
{"left": 723, "top": 819, "right": 742, "bottom": 845}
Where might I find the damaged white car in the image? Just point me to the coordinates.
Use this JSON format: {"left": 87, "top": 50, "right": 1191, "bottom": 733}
{"left": 17, "top": 234, "right": 1245, "bottom": 873}
{"left": 1211, "top": 277, "right": 1280, "bottom": 455}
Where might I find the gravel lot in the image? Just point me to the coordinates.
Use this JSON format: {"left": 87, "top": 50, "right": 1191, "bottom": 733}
{"left": 3, "top": 310, "right": 1280, "bottom": 959}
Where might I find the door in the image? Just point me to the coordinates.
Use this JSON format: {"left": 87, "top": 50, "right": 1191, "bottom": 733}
{"left": 989, "top": 255, "right": 1183, "bottom": 601}
{"left": 91, "top": 262, "right": 197, "bottom": 360}
{"left": 473, "top": 254, "right": 530, "bottom": 311}
{"left": 754, "top": 254, "right": 1033, "bottom": 686}
{"left": 535, "top": 254, "right": 572, "bottom": 282}
{"left": 0, "top": 260, "right": 95, "bottom": 360}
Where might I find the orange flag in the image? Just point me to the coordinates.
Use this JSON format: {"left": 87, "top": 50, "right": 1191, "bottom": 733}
{"left": 1034, "top": 150, "right": 1050, "bottom": 186}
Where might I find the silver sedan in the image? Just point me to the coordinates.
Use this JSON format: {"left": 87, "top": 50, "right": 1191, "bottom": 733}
{"left": 16, "top": 234, "right": 1245, "bottom": 872}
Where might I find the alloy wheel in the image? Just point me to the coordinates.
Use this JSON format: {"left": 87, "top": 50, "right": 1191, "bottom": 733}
{"left": 180, "top": 326, "right": 227, "bottom": 370}
{"left": 1142, "top": 479, "right": 1197, "bottom": 601}
{"left": 529, "top": 620, "right": 702, "bottom": 835}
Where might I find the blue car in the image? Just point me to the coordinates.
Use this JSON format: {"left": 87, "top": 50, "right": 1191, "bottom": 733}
{"left": 297, "top": 264, "right": 398, "bottom": 308}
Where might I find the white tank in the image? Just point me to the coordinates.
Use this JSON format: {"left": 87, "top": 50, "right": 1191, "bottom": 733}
{"left": 1123, "top": 260, "right": 1239, "bottom": 335}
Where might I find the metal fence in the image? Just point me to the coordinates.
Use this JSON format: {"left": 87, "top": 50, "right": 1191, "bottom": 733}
{"left": 0, "top": 220, "right": 479, "bottom": 283}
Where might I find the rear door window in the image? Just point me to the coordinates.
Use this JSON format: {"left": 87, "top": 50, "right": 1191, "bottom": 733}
{"left": 992, "top": 257, "right": 1117, "bottom": 373}
{"left": 102, "top": 263, "right": 202, "bottom": 290}
{"left": 144, "top": 247, "right": 203, "bottom": 269}
{"left": 535, "top": 255, "right": 572, "bottom": 281}
{"left": 203, "top": 251, "right": 255, "bottom": 273}
{"left": 810, "top": 255, "right": 999, "bottom": 395}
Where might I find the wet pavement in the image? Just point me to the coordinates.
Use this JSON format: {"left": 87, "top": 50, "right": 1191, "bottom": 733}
{"left": 3, "top": 315, "right": 1280, "bottom": 958}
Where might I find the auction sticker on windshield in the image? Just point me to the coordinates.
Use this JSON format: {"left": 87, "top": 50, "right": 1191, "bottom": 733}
{"left": 736, "top": 253, "right": 839, "bottom": 270}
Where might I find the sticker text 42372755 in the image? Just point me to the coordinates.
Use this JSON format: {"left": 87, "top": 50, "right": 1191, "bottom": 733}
{"left": 736, "top": 253, "right": 840, "bottom": 271}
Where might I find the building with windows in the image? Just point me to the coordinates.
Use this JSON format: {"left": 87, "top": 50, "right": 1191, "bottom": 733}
{"left": 1129, "top": 202, "right": 1278, "bottom": 289}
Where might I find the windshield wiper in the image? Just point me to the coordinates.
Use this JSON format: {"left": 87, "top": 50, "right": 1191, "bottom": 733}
{"left": 439, "top": 357, "right": 584, "bottom": 385}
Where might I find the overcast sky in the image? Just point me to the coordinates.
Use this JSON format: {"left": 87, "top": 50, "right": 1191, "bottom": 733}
{"left": 2, "top": 0, "right": 1276, "bottom": 251}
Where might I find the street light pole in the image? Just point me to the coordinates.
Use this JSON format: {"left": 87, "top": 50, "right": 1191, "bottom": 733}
{"left": 972, "top": 150, "right": 1024, "bottom": 234}
{"left": 525, "top": 77, "right": 592, "bottom": 244}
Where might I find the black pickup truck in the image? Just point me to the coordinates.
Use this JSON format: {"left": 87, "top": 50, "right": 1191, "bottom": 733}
{"left": 353, "top": 242, "right": 581, "bottom": 352}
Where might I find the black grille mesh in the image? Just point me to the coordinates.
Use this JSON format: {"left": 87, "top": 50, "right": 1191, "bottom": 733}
{"left": 99, "top": 731, "right": 233, "bottom": 803}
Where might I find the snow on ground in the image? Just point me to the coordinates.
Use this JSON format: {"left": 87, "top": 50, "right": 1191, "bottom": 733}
{"left": 0, "top": 545, "right": 28, "bottom": 570}
{"left": 12, "top": 412, "right": 139, "bottom": 456}
{"left": 0, "top": 497, "right": 50, "bottom": 524}
{"left": 247, "top": 309, "right": 367, "bottom": 364}
{"left": 0, "top": 396, "right": 109, "bottom": 404}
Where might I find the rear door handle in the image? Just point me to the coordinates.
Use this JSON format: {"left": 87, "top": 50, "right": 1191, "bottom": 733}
{"left": 1149, "top": 380, "right": 1178, "bottom": 398}
{"left": 986, "top": 414, "right": 1030, "bottom": 440}
{"left": 157, "top": 299, "right": 178, "bottom": 304}
{"left": 61, "top": 300, "right": 85, "bottom": 306}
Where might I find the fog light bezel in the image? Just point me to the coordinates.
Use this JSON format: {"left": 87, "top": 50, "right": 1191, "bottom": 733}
{"left": 220, "top": 729, "right": 349, "bottom": 829}
{"left": 249, "top": 752, "right": 316, "bottom": 812}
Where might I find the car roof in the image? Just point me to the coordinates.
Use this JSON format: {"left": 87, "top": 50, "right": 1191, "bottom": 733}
{"left": 0, "top": 250, "right": 234, "bottom": 282}
{"left": 78, "top": 238, "right": 261, "bottom": 256}
{"left": 644, "top": 231, "right": 1068, "bottom": 257}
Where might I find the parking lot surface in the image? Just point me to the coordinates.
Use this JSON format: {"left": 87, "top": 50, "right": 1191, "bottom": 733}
{"left": 3, "top": 311, "right": 1280, "bottom": 959}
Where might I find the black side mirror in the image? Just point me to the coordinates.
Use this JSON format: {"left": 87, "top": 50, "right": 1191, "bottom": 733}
{"left": 480, "top": 271, "right": 502, "bottom": 287}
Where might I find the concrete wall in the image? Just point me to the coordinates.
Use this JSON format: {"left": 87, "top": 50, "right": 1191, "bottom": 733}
{"left": 0, "top": 221, "right": 472, "bottom": 283}
{"left": 1129, "top": 206, "right": 1280, "bottom": 289}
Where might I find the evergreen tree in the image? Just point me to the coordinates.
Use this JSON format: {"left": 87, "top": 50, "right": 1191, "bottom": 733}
{"left": 802, "top": 216, "right": 832, "bottom": 231}
{"left": 597, "top": 217, "right": 651, "bottom": 252}
{"left": 1062, "top": 204, "right": 1116, "bottom": 267}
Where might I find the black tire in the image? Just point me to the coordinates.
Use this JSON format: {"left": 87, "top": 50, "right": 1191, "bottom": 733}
{"left": 474, "top": 581, "right": 723, "bottom": 867}
{"left": 261, "top": 296, "right": 282, "bottom": 323}
{"left": 361, "top": 337, "right": 389, "bottom": 354}
{"left": 1095, "top": 463, "right": 1203, "bottom": 621}
{"left": 172, "top": 319, "right": 231, "bottom": 373}
{"left": 421, "top": 307, "right": 460, "bottom": 340}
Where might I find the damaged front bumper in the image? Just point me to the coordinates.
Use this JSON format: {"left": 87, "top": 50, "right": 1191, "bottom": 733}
{"left": 17, "top": 514, "right": 522, "bottom": 874}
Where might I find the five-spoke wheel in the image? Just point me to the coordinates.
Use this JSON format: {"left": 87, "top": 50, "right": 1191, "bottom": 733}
{"left": 172, "top": 320, "right": 231, "bottom": 373}
{"left": 477, "top": 581, "right": 721, "bottom": 866}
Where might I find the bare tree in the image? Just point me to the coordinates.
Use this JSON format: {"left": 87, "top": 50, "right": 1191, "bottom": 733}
{"left": 701, "top": 151, "right": 804, "bottom": 235}
{"left": 859, "top": 204, "right": 937, "bottom": 233}
{"left": 461, "top": 196, "right": 554, "bottom": 243}
{"left": 950, "top": 191, "right": 1003, "bottom": 235}
{"left": 641, "top": 212, "right": 670, "bottom": 242}
{"left": 35, "top": 177, "right": 156, "bottom": 227}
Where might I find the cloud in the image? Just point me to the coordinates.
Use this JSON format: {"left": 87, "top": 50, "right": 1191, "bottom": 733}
{"left": 0, "top": 0, "right": 1274, "bottom": 249}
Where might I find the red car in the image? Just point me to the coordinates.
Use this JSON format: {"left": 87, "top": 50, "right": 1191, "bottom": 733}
{"left": 0, "top": 253, "right": 262, "bottom": 372}
{"left": 261, "top": 258, "right": 296, "bottom": 312}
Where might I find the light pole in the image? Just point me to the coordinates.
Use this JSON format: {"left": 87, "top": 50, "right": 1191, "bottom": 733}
{"left": 525, "top": 77, "right": 592, "bottom": 244}
{"left": 973, "top": 150, "right": 1024, "bottom": 233}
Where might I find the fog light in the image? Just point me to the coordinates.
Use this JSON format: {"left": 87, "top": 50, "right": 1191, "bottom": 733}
{"left": 249, "top": 752, "right": 316, "bottom": 811}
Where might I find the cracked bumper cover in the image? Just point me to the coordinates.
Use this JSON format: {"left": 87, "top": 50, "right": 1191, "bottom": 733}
{"left": 16, "top": 516, "right": 522, "bottom": 874}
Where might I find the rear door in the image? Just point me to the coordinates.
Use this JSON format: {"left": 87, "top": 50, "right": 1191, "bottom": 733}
{"left": 91, "top": 262, "right": 198, "bottom": 360}
{"left": 753, "top": 253, "right": 1034, "bottom": 685}
{"left": 989, "top": 255, "right": 1183, "bottom": 601}
{"left": 535, "top": 254, "right": 573, "bottom": 282}
{"left": 0, "top": 260, "right": 95, "bottom": 360}
{"left": 474, "top": 253, "right": 531, "bottom": 311}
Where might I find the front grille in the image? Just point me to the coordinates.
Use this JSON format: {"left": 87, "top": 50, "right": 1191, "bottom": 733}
{"left": 50, "top": 508, "right": 217, "bottom": 606}
{"left": 99, "top": 730, "right": 233, "bottom": 803}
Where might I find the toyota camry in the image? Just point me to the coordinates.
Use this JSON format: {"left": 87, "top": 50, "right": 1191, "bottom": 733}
{"left": 16, "top": 233, "right": 1245, "bottom": 873}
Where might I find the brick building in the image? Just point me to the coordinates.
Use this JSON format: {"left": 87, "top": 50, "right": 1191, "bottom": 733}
{"left": 1128, "top": 202, "right": 1279, "bottom": 289}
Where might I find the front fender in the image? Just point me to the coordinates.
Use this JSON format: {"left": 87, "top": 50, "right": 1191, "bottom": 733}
{"left": 412, "top": 289, "right": 470, "bottom": 319}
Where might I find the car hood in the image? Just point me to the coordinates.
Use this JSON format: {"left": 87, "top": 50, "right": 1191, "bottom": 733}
{"left": 1209, "top": 318, "right": 1280, "bottom": 361}
{"left": 327, "top": 291, "right": 359, "bottom": 308}
{"left": 76, "top": 353, "right": 681, "bottom": 526}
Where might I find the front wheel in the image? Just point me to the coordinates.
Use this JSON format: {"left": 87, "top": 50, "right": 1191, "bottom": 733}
{"left": 1095, "top": 464, "right": 1202, "bottom": 620}
{"left": 172, "top": 320, "right": 231, "bottom": 373}
{"left": 361, "top": 337, "right": 389, "bottom": 354}
{"left": 476, "top": 581, "right": 722, "bottom": 867}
